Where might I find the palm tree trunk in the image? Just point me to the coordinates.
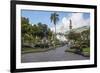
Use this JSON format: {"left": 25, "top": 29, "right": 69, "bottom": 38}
{"left": 54, "top": 24, "right": 56, "bottom": 47}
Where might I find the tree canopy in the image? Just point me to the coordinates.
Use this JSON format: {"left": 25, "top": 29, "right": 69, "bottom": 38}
{"left": 21, "top": 17, "right": 53, "bottom": 45}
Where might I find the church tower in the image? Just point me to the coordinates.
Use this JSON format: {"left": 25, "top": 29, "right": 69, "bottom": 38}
{"left": 69, "top": 19, "right": 72, "bottom": 30}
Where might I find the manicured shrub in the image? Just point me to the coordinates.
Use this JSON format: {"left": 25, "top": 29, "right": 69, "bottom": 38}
{"left": 34, "top": 43, "right": 49, "bottom": 48}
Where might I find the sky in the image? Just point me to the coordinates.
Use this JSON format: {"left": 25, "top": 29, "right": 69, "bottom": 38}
{"left": 21, "top": 10, "right": 90, "bottom": 33}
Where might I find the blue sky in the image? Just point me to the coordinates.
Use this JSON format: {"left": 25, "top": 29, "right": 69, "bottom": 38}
{"left": 83, "top": 13, "right": 90, "bottom": 19}
{"left": 21, "top": 10, "right": 90, "bottom": 33}
{"left": 21, "top": 10, "right": 89, "bottom": 26}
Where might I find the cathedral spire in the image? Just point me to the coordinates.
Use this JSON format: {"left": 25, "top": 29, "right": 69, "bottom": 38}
{"left": 69, "top": 19, "right": 72, "bottom": 30}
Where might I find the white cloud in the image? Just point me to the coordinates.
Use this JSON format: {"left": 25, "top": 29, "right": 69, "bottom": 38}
{"left": 50, "top": 13, "right": 90, "bottom": 34}
{"left": 70, "top": 13, "right": 89, "bottom": 28}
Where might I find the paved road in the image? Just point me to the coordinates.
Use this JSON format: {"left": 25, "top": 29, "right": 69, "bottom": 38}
{"left": 21, "top": 45, "right": 89, "bottom": 63}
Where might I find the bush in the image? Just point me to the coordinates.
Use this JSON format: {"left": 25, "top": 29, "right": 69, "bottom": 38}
{"left": 70, "top": 44, "right": 80, "bottom": 49}
{"left": 34, "top": 43, "right": 49, "bottom": 48}
{"left": 22, "top": 45, "right": 33, "bottom": 48}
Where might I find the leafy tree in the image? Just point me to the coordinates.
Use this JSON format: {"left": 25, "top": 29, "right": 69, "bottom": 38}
{"left": 81, "top": 29, "right": 90, "bottom": 47}
{"left": 21, "top": 17, "right": 54, "bottom": 48}
{"left": 67, "top": 28, "right": 90, "bottom": 52}
{"left": 21, "top": 17, "right": 29, "bottom": 24}
{"left": 67, "top": 31, "right": 81, "bottom": 43}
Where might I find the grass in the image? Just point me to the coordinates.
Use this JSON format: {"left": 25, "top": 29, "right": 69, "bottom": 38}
{"left": 65, "top": 48, "right": 76, "bottom": 52}
{"left": 21, "top": 47, "right": 54, "bottom": 54}
{"left": 83, "top": 47, "right": 90, "bottom": 53}
{"left": 65, "top": 47, "right": 90, "bottom": 57}
{"left": 82, "top": 47, "right": 90, "bottom": 57}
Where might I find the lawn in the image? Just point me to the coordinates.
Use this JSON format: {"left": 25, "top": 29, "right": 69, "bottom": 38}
{"left": 22, "top": 47, "right": 54, "bottom": 54}
{"left": 65, "top": 47, "right": 90, "bottom": 57}
{"left": 82, "top": 47, "right": 90, "bottom": 57}
{"left": 83, "top": 47, "right": 90, "bottom": 53}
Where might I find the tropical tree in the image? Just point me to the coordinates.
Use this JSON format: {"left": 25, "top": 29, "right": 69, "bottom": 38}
{"left": 21, "top": 16, "right": 54, "bottom": 49}
{"left": 81, "top": 29, "right": 90, "bottom": 47}
{"left": 21, "top": 17, "right": 30, "bottom": 47}
{"left": 50, "top": 12, "right": 59, "bottom": 47}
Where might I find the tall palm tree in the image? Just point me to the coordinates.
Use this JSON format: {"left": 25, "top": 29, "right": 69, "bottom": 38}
{"left": 50, "top": 12, "right": 59, "bottom": 47}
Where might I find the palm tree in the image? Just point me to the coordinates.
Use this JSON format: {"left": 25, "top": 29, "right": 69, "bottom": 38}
{"left": 50, "top": 12, "right": 59, "bottom": 47}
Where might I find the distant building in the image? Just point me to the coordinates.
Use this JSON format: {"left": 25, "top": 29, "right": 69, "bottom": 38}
{"left": 56, "top": 33, "right": 68, "bottom": 42}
